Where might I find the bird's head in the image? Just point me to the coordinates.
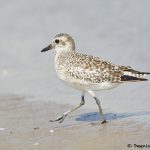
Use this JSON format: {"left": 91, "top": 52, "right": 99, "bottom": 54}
{"left": 41, "top": 33, "right": 75, "bottom": 53}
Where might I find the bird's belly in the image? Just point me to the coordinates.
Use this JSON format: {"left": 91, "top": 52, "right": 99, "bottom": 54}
{"left": 55, "top": 64, "right": 120, "bottom": 91}
{"left": 62, "top": 79, "right": 120, "bottom": 91}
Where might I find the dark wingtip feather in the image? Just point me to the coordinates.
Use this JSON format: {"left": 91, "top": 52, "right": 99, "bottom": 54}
{"left": 144, "top": 72, "right": 150, "bottom": 75}
{"left": 139, "top": 71, "right": 150, "bottom": 75}
{"left": 121, "top": 75, "right": 148, "bottom": 82}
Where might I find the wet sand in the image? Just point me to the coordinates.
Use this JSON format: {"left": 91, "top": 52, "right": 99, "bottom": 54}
{"left": 0, "top": 95, "right": 150, "bottom": 150}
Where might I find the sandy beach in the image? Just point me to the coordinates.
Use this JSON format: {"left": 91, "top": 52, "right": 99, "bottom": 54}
{"left": 0, "top": 95, "right": 150, "bottom": 150}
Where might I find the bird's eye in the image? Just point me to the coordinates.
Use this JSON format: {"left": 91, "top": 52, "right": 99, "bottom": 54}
{"left": 55, "top": 39, "right": 59, "bottom": 44}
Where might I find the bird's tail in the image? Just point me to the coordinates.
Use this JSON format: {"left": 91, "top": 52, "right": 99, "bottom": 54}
{"left": 121, "top": 69, "right": 150, "bottom": 82}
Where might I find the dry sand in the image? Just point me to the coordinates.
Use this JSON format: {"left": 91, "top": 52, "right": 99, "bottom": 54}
{"left": 0, "top": 95, "right": 150, "bottom": 150}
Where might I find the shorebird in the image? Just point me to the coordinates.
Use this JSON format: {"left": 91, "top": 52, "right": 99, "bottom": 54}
{"left": 41, "top": 33, "right": 150, "bottom": 124}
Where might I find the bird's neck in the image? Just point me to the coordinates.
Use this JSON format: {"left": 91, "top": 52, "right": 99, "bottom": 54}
{"left": 55, "top": 49, "right": 75, "bottom": 64}
{"left": 54, "top": 48, "right": 74, "bottom": 56}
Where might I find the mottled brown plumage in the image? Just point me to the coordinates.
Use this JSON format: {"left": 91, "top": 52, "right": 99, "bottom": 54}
{"left": 55, "top": 50, "right": 149, "bottom": 84}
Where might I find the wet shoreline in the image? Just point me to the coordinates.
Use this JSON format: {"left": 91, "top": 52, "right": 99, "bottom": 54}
{"left": 0, "top": 95, "right": 150, "bottom": 150}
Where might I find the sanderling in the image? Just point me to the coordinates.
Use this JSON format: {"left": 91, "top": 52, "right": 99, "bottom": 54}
{"left": 41, "top": 33, "right": 150, "bottom": 124}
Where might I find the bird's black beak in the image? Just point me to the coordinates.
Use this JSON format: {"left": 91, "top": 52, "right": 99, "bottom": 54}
{"left": 41, "top": 44, "right": 53, "bottom": 52}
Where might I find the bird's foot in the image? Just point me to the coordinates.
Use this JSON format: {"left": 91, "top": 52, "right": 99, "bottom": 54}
{"left": 50, "top": 114, "right": 68, "bottom": 123}
{"left": 101, "top": 119, "right": 107, "bottom": 124}
{"left": 91, "top": 119, "right": 107, "bottom": 125}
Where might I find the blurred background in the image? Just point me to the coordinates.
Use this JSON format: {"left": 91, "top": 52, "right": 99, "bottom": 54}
{"left": 0, "top": 0, "right": 150, "bottom": 111}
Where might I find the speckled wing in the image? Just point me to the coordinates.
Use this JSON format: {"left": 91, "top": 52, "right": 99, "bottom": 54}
{"left": 66, "top": 52, "right": 149, "bottom": 83}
